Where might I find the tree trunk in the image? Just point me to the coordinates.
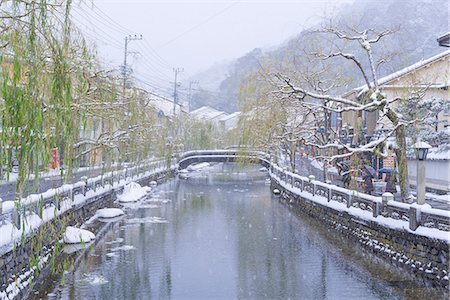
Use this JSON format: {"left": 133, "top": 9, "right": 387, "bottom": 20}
{"left": 394, "top": 125, "right": 410, "bottom": 201}
{"left": 384, "top": 107, "right": 410, "bottom": 201}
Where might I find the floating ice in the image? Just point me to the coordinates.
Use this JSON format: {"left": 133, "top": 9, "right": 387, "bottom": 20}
{"left": 118, "top": 182, "right": 147, "bottom": 203}
{"left": 126, "top": 217, "right": 168, "bottom": 224}
{"left": 111, "top": 245, "right": 136, "bottom": 251}
{"left": 139, "top": 203, "right": 161, "bottom": 209}
{"left": 96, "top": 208, "right": 125, "bottom": 219}
{"left": 83, "top": 274, "right": 109, "bottom": 286}
{"left": 105, "top": 238, "right": 124, "bottom": 245}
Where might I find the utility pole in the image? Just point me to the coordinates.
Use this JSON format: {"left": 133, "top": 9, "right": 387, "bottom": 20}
{"left": 122, "top": 34, "right": 142, "bottom": 99}
{"left": 187, "top": 80, "right": 199, "bottom": 112}
{"left": 172, "top": 67, "right": 184, "bottom": 116}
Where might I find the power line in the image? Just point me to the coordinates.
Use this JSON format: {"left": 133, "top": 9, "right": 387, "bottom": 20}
{"left": 70, "top": 10, "right": 124, "bottom": 48}
{"left": 75, "top": 3, "right": 176, "bottom": 82}
{"left": 158, "top": 1, "right": 240, "bottom": 49}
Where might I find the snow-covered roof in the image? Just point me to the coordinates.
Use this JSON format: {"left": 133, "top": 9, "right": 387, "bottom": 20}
{"left": 147, "top": 93, "right": 184, "bottom": 117}
{"left": 345, "top": 50, "right": 450, "bottom": 96}
{"left": 427, "top": 147, "right": 450, "bottom": 160}
{"left": 190, "top": 106, "right": 227, "bottom": 121}
{"left": 413, "top": 140, "right": 432, "bottom": 149}
{"left": 218, "top": 111, "right": 240, "bottom": 122}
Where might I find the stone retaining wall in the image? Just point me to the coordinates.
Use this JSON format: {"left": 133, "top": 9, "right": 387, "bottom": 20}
{"left": 272, "top": 180, "right": 449, "bottom": 289}
{"left": 0, "top": 168, "right": 172, "bottom": 300}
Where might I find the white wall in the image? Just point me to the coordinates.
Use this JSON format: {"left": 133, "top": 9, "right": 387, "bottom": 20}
{"left": 408, "top": 159, "right": 450, "bottom": 192}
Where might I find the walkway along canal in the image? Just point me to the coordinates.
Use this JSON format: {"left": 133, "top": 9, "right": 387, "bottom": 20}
{"left": 28, "top": 163, "right": 448, "bottom": 299}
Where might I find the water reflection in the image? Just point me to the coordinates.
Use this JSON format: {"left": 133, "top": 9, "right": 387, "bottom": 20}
{"left": 31, "top": 163, "right": 443, "bottom": 300}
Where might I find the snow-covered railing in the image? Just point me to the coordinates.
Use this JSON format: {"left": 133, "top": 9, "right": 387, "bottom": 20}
{"left": 177, "top": 150, "right": 270, "bottom": 170}
{"left": 270, "top": 163, "right": 450, "bottom": 234}
{"left": 0, "top": 159, "right": 169, "bottom": 231}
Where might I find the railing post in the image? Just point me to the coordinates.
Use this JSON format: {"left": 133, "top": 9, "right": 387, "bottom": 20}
{"left": 347, "top": 193, "right": 353, "bottom": 208}
{"left": 372, "top": 201, "right": 381, "bottom": 218}
{"left": 409, "top": 205, "right": 421, "bottom": 231}
{"left": 81, "top": 176, "right": 88, "bottom": 196}
{"left": 327, "top": 187, "right": 331, "bottom": 202}
{"left": 308, "top": 175, "right": 315, "bottom": 195}
{"left": 71, "top": 187, "right": 74, "bottom": 203}
{"left": 382, "top": 192, "right": 393, "bottom": 213}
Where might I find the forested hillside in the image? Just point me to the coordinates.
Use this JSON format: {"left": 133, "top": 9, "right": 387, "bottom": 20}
{"left": 189, "top": 0, "right": 448, "bottom": 112}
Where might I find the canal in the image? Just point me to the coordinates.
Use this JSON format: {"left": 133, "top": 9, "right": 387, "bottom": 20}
{"left": 30, "top": 163, "right": 445, "bottom": 299}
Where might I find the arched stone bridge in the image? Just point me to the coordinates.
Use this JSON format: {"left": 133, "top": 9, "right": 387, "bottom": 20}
{"left": 177, "top": 150, "right": 270, "bottom": 170}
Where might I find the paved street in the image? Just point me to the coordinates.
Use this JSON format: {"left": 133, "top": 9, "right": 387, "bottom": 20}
{"left": 0, "top": 168, "right": 105, "bottom": 202}
{"left": 295, "top": 156, "right": 449, "bottom": 210}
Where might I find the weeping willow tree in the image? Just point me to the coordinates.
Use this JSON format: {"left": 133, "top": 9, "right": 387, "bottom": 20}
{"left": 237, "top": 69, "right": 304, "bottom": 168}
{"left": 0, "top": 1, "right": 93, "bottom": 201}
{"left": 0, "top": 0, "right": 173, "bottom": 283}
{"left": 0, "top": 1, "right": 166, "bottom": 202}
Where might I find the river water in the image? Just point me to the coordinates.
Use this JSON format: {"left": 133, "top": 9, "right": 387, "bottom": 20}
{"left": 30, "top": 163, "right": 445, "bottom": 300}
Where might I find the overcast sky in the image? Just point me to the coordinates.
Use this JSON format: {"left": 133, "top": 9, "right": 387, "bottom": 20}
{"left": 72, "top": 0, "right": 354, "bottom": 93}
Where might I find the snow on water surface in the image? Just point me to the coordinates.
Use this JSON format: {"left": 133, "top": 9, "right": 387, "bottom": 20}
{"left": 110, "top": 245, "right": 136, "bottom": 251}
{"left": 126, "top": 216, "right": 168, "bottom": 224}
{"left": 96, "top": 208, "right": 125, "bottom": 218}
{"left": 81, "top": 274, "right": 109, "bottom": 286}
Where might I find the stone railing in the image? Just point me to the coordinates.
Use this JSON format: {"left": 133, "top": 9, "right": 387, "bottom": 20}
{"left": 0, "top": 159, "right": 170, "bottom": 231}
{"left": 270, "top": 164, "right": 450, "bottom": 233}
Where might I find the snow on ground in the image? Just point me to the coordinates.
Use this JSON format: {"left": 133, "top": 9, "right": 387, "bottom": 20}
{"left": 308, "top": 158, "right": 338, "bottom": 174}
{"left": 117, "top": 182, "right": 148, "bottom": 203}
{"left": 64, "top": 226, "right": 95, "bottom": 244}
{"left": 0, "top": 222, "right": 17, "bottom": 249}
{"left": 310, "top": 159, "right": 323, "bottom": 170}
{"left": 1, "top": 201, "right": 15, "bottom": 213}
{"left": 96, "top": 208, "right": 125, "bottom": 219}
{"left": 426, "top": 193, "right": 450, "bottom": 203}
{"left": 271, "top": 167, "right": 450, "bottom": 243}
{"left": 0, "top": 165, "right": 105, "bottom": 185}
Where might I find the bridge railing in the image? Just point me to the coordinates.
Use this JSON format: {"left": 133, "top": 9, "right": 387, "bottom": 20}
{"left": 270, "top": 163, "right": 450, "bottom": 233}
{"left": 0, "top": 159, "right": 170, "bottom": 231}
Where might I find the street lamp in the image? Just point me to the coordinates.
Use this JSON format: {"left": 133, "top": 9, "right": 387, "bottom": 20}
{"left": 413, "top": 140, "right": 431, "bottom": 205}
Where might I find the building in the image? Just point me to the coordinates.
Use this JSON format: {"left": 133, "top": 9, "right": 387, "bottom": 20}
{"left": 190, "top": 106, "right": 228, "bottom": 125}
{"left": 341, "top": 49, "right": 450, "bottom": 144}
{"left": 218, "top": 112, "right": 240, "bottom": 131}
{"left": 146, "top": 91, "right": 186, "bottom": 119}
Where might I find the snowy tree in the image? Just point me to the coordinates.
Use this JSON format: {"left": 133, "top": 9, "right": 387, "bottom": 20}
{"left": 272, "top": 23, "right": 437, "bottom": 201}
